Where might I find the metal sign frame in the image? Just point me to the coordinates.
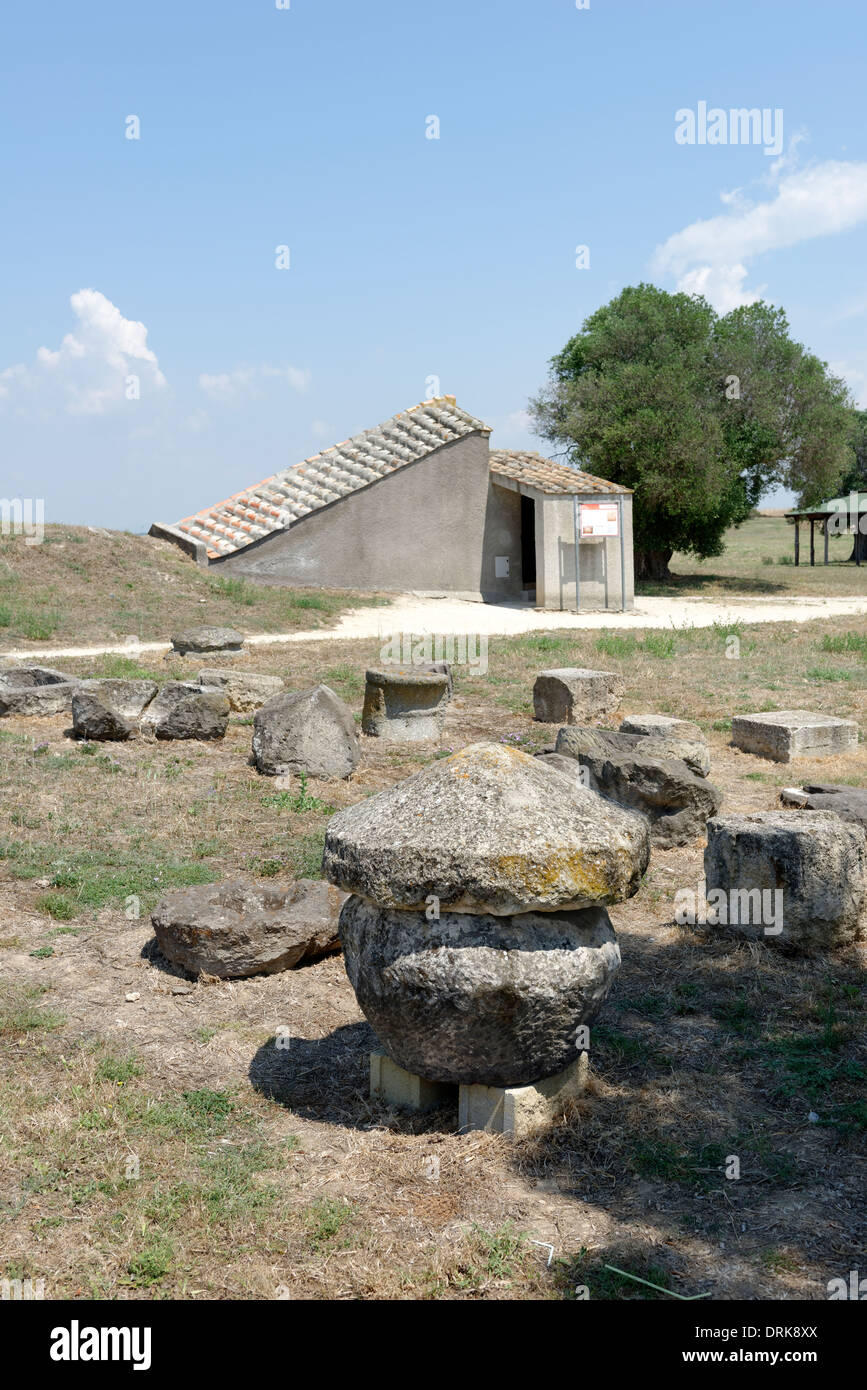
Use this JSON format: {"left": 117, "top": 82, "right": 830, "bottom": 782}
{"left": 572, "top": 492, "right": 627, "bottom": 615}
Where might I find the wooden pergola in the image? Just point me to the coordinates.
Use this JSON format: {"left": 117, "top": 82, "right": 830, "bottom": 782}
{"left": 785, "top": 494, "right": 867, "bottom": 566}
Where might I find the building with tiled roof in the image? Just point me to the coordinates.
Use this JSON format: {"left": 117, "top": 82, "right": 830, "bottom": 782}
{"left": 150, "top": 397, "right": 634, "bottom": 611}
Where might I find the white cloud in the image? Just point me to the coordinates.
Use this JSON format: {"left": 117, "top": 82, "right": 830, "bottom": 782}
{"left": 0, "top": 289, "right": 166, "bottom": 414}
{"left": 491, "top": 409, "right": 536, "bottom": 449}
{"left": 263, "top": 365, "right": 311, "bottom": 393}
{"left": 652, "top": 159, "right": 867, "bottom": 312}
{"left": 829, "top": 359, "right": 867, "bottom": 408}
{"left": 184, "top": 408, "right": 211, "bottom": 433}
{"left": 198, "top": 364, "right": 311, "bottom": 399}
{"left": 309, "top": 419, "right": 333, "bottom": 439}
{"left": 198, "top": 367, "right": 258, "bottom": 399}
{"left": 832, "top": 292, "right": 867, "bottom": 322}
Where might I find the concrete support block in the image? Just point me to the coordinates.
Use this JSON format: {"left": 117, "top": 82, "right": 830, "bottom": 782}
{"left": 369, "top": 1052, "right": 455, "bottom": 1111}
{"left": 458, "top": 1053, "right": 588, "bottom": 1138}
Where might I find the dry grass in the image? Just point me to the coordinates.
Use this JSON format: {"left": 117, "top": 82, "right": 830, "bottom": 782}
{"left": 0, "top": 525, "right": 389, "bottom": 649}
{"left": 0, "top": 613, "right": 865, "bottom": 1300}
{"left": 643, "top": 514, "right": 867, "bottom": 597}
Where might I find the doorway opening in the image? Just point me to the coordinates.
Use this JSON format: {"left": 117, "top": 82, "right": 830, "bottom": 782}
{"left": 520, "top": 494, "right": 536, "bottom": 595}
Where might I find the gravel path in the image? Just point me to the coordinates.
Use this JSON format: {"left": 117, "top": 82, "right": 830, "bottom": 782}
{"left": 4, "top": 591, "right": 867, "bottom": 662}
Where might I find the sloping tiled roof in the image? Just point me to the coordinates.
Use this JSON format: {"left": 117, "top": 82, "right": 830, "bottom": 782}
{"left": 170, "top": 397, "right": 491, "bottom": 559}
{"left": 490, "top": 450, "right": 631, "bottom": 496}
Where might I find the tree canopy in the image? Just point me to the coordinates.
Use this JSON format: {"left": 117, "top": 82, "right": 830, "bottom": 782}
{"left": 528, "top": 284, "right": 854, "bottom": 578}
{"left": 837, "top": 408, "right": 867, "bottom": 497}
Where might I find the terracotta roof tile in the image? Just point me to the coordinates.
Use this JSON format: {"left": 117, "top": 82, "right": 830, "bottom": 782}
{"left": 489, "top": 449, "right": 630, "bottom": 496}
{"left": 173, "top": 396, "right": 490, "bottom": 557}
{"left": 167, "top": 408, "right": 627, "bottom": 560}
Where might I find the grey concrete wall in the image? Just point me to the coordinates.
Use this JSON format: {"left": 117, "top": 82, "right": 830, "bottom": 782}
{"left": 481, "top": 482, "right": 524, "bottom": 598}
{"left": 536, "top": 493, "right": 634, "bottom": 611}
{"left": 215, "top": 433, "right": 523, "bottom": 599}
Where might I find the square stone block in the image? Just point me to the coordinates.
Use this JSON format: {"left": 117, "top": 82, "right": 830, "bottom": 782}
{"left": 0, "top": 681, "right": 79, "bottom": 717}
{"left": 620, "top": 713, "right": 705, "bottom": 743}
{"left": 458, "top": 1054, "right": 588, "bottom": 1138}
{"left": 533, "top": 669, "right": 623, "bottom": 725}
{"left": 370, "top": 1052, "right": 455, "bottom": 1111}
{"left": 731, "top": 710, "right": 858, "bottom": 763}
{"left": 704, "top": 810, "right": 867, "bottom": 951}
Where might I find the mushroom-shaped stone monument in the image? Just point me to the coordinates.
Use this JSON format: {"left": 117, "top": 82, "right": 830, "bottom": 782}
{"left": 322, "top": 742, "right": 650, "bottom": 1131}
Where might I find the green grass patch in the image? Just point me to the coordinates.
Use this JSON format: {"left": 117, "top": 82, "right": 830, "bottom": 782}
{"left": 304, "top": 1197, "right": 358, "bottom": 1250}
{"left": 0, "top": 840, "right": 217, "bottom": 915}
{"left": 0, "top": 983, "right": 64, "bottom": 1036}
{"left": 35, "top": 892, "right": 76, "bottom": 921}
{"left": 820, "top": 631, "right": 867, "bottom": 658}
{"left": 82, "top": 655, "right": 166, "bottom": 682}
{"left": 288, "top": 829, "right": 327, "bottom": 879}
{"left": 557, "top": 1247, "right": 676, "bottom": 1300}
{"left": 595, "top": 632, "right": 638, "bottom": 658}
{"left": 263, "top": 772, "right": 334, "bottom": 815}
{"left": 593, "top": 1024, "right": 665, "bottom": 1066}
{"left": 806, "top": 665, "right": 853, "bottom": 682}
{"left": 289, "top": 594, "right": 329, "bottom": 611}
{"left": 320, "top": 663, "right": 365, "bottom": 696}
{"left": 126, "top": 1239, "right": 174, "bottom": 1288}
{"left": 208, "top": 575, "right": 258, "bottom": 605}
{"left": 137, "top": 1088, "right": 239, "bottom": 1139}
{"left": 96, "top": 1053, "right": 144, "bottom": 1084}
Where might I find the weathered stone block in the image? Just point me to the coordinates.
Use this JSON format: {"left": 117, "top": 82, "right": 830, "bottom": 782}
{"left": 533, "top": 668, "right": 623, "bottom": 724}
{"left": 0, "top": 682, "right": 79, "bottom": 717}
{"left": 556, "top": 724, "right": 710, "bottom": 778}
{"left": 253, "top": 684, "right": 359, "bottom": 778}
{"left": 323, "top": 742, "right": 649, "bottom": 914}
{"left": 71, "top": 691, "right": 135, "bottom": 742}
{"left": 339, "top": 895, "right": 620, "bottom": 1086}
{"left": 361, "top": 666, "right": 450, "bottom": 742}
{"left": 171, "top": 625, "right": 244, "bottom": 656}
{"left": 79, "top": 678, "right": 158, "bottom": 720}
{"left": 731, "top": 710, "right": 858, "bottom": 762}
{"left": 197, "top": 669, "right": 285, "bottom": 713}
{"left": 780, "top": 783, "right": 867, "bottom": 829}
{"left": 140, "top": 682, "right": 229, "bottom": 740}
{"left": 0, "top": 666, "right": 80, "bottom": 717}
{"left": 551, "top": 730, "right": 721, "bottom": 848}
{"left": 704, "top": 810, "right": 867, "bottom": 950}
{"left": 620, "top": 713, "right": 705, "bottom": 744}
{"left": 152, "top": 878, "right": 346, "bottom": 977}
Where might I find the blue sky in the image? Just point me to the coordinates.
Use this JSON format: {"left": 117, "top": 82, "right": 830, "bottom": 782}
{"left": 1, "top": 0, "right": 866, "bottom": 529}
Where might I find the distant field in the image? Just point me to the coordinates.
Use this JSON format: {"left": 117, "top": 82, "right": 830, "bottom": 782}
{"left": 0, "top": 526, "right": 390, "bottom": 648}
{"left": 643, "top": 515, "right": 867, "bottom": 598}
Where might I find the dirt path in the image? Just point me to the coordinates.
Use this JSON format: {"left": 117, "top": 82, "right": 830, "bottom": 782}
{"left": 4, "top": 592, "right": 867, "bottom": 664}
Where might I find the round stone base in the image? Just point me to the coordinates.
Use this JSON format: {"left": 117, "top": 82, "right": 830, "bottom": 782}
{"left": 339, "top": 895, "right": 620, "bottom": 1086}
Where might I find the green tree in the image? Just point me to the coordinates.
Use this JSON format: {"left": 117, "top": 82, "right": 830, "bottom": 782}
{"left": 837, "top": 408, "right": 867, "bottom": 495}
{"left": 529, "top": 284, "right": 854, "bottom": 579}
{"left": 836, "top": 408, "right": 867, "bottom": 561}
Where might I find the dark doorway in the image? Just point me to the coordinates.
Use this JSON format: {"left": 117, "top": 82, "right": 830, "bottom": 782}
{"left": 520, "top": 495, "right": 536, "bottom": 587}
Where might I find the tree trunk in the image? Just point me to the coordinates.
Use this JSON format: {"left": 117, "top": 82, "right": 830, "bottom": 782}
{"left": 634, "top": 548, "right": 673, "bottom": 580}
{"left": 846, "top": 529, "right": 867, "bottom": 563}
